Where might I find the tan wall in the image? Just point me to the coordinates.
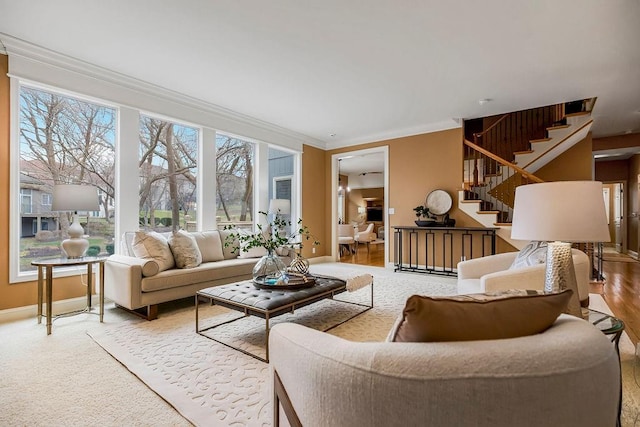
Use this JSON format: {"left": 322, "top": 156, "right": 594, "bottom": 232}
{"left": 348, "top": 187, "right": 383, "bottom": 224}
{"left": 300, "top": 144, "right": 327, "bottom": 259}
{"left": 595, "top": 160, "right": 629, "bottom": 182}
{"left": 325, "top": 129, "right": 515, "bottom": 263}
{"left": 536, "top": 133, "right": 593, "bottom": 181}
{"left": 0, "top": 56, "right": 95, "bottom": 310}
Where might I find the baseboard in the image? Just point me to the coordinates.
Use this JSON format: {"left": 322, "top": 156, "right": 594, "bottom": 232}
{"left": 627, "top": 250, "right": 638, "bottom": 260}
{"left": 0, "top": 295, "right": 103, "bottom": 324}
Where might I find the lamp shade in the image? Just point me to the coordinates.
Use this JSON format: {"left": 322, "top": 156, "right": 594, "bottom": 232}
{"left": 511, "top": 181, "right": 610, "bottom": 243}
{"left": 51, "top": 184, "right": 99, "bottom": 212}
{"left": 268, "top": 199, "right": 291, "bottom": 215}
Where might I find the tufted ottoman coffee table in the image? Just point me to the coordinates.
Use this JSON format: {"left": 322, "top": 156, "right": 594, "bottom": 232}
{"left": 196, "top": 275, "right": 373, "bottom": 362}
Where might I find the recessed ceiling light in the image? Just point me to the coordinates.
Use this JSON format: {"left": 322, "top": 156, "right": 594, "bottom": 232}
{"left": 478, "top": 99, "right": 492, "bottom": 105}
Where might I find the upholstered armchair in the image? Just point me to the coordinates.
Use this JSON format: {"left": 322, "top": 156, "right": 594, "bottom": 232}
{"left": 338, "top": 224, "right": 355, "bottom": 256}
{"left": 270, "top": 316, "right": 619, "bottom": 427}
{"left": 456, "top": 248, "right": 591, "bottom": 307}
{"left": 354, "top": 223, "right": 376, "bottom": 251}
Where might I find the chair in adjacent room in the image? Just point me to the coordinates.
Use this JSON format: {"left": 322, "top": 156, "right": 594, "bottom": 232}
{"left": 338, "top": 224, "right": 355, "bottom": 256}
{"left": 355, "top": 223, "right": 376, "bottom": 252}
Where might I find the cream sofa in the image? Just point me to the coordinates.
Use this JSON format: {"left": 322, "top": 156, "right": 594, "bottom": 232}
{"left": 457, "top": 248, "right": 591, "bottom": 307}
{"left": 104, "top": 230, "right": 292, "bottom": 319}
{"left": 270, "top": 315, "right": 620, "bottom": 427}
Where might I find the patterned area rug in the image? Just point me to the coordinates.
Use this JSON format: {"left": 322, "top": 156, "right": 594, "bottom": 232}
{"left": 88, "top": 264, "right": 458, "bottom": 426}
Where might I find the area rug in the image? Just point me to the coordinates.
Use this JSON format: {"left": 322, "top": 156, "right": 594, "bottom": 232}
{"left": 88, "top": 264, "right": 640, "bottom": 427}
{"left": 88, "top": 265, "right": 458, "bottom": 426}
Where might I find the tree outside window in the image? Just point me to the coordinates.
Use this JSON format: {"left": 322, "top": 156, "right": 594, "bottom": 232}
{"left": 216, "top": 134, "right": 254, "bottom": 229}
{"left": 139, "top": 115, "right": 198, "bottom": 232}
{"left": 18, "top": 86, "right": 116, "bottom": 271}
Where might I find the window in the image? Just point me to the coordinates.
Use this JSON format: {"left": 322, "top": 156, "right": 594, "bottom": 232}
{"left": 41, "top": 193, "right": 52, "bottom": 208}
{"left": 18, "top": 85, "right": 116, "bottom": 273}
{"left": 139, "top": 115, "right": 199, "bottom": 232}
{"left": 216, "top": 134, "right": 254, "bottom": 229}
{"left": 20, "top": 189, "right": 32, "bottom": 214}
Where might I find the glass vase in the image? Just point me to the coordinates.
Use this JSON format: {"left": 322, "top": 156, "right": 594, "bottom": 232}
{"left": 252, "top": 252, "right": 287, "bottom": 283}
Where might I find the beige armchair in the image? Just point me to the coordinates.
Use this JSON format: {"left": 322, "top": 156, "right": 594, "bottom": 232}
{"left": 270, "top": 316, "right": 619, "bottom": 427}
{"left": 457, "top": 248, "right": 591, "bottom": 307}
{"left": 338, "top": 224, "right": 355, "bottom": 256}
{"left": 355, "top": 223, "right": 376, "bottom": 252}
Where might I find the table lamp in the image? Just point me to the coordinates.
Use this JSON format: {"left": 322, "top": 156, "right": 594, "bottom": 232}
{"left": 511, "top": 181, "right": 610, "bottom": 318}
{"left": 268, "top": 199, "right": 291, "bottom": 216}
{"left": 52, "top": 184, "right": 99, "bottom": 258}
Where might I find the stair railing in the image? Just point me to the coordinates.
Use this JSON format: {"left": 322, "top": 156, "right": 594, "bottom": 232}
{"left": 464, "top": 139, "right": 544, "bottom": 223}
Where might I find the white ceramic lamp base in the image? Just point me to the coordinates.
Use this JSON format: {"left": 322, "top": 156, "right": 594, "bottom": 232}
{"left": 62, "top": 213, "right": 89, "bottom": 258}
{"left": 544, "top": 241, "right": 583, "bottom": 318}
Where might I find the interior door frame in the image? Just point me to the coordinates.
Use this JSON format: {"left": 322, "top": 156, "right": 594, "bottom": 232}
{"left": 331, "top": 146, "right": 389, "bottom": 265}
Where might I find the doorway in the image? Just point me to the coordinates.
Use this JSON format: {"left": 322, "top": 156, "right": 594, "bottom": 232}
{"left": 332, "top": 146, "right": 389, "bottom": 267}
{"left": 603, "top": 181, "right": 626, "bottom": 254}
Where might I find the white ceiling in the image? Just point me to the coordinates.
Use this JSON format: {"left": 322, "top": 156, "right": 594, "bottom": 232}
{"left": 1, "top": 1, "right": 639, "bottom": 149}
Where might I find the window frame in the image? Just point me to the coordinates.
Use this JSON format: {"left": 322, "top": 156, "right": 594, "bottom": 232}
{"left": 9, "top": 77, "right": 303, "bottom": 283}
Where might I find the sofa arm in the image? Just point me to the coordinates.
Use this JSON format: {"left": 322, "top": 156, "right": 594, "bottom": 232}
{"left": 457, "top": 252, "right": 518, "bottom": 279}
{"left": 104, "top": 254, "right": 146, "bottom": 310}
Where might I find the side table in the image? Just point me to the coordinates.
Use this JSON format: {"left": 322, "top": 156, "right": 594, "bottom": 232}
{"left": 31, "top": 256, "right": 108, "bottom": 335}
{"left": 588, "top": 308, "right": 625, "bottom": 427}
{"left": 588, "top": 308, "right": 625, "bottom": 353}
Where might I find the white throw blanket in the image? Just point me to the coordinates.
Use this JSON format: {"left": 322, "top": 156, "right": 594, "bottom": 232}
{"left": 309, "top": 266, "right": 373, "bottom": 292}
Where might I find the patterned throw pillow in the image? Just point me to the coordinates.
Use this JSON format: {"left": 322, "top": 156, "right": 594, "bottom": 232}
{"left": 167, "top": 230, "right": 202, "bottom": 269}
{"left": 509, "top": 241, "right": 548, "bottom": 269}
{"left": 387, "top": 289, "right": 572, "bottom": 343}
{"left": 131, "top": 231, "right": 176, "bottom": 272}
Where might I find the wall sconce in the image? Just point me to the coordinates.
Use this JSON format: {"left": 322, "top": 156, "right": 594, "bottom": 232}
{"left": 357, "top": 206, "right": 366, "bottom": 215}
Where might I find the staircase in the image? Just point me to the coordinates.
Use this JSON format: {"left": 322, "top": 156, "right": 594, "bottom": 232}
{"left": 459, "top": 101, "right": 595, "bottom": 249}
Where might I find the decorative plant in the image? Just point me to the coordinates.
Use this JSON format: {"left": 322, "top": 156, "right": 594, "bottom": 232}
{"left": 413, "top": 205, "right": 433, "bottom": 219}
{"left": 224, "top": 211, "right": 320, "bottom": 254}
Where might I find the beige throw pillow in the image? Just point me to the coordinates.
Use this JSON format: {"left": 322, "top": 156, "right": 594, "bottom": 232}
{"left": 218, "top": 229, "right": 239, "bottom": 260}
{"left": 388, "top": 289, "right": 572, "bottom": 343}
{"left": 131, "top": 231, "right": 175, "bottom": 272}
{"left": 167, "top": 230, "right": 202, "bottom": 269}
{"left": 191, "top": 231, "right": 224, "bottom": 262}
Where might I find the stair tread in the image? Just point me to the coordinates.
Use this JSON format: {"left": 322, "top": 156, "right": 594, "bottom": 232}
{"left": 478, "top": 210, "right": 501, "bottom": 214}
{"left": 513, "top": 150, "right": 534, "bottom": 155}
{"left": 494, "top": 222, "right": 512, "bottom": 226}
{"left": 547, "top": 124, "right": 570, "bottom": 131}
{"left": 530, "top": 138, "right": 552, "bottom": 143}
{"left": 564, "top": 111, "right": 590, "bottom": 118}
{"left": 461, "top": 200, "right": 482, "bottom": 203}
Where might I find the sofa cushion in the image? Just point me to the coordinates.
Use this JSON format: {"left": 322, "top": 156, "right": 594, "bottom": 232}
{"left": 239, "top": 245, "right": 268, "bottom": 259}
{"left": 191, "top": 231, "right": 225, "bottom": 262}
{"left": 388, "top": 289, "right": 572, "bottom": 343}
{"left": 140, "top": 258, "right": 257, "bottom": 292}
{"left": 168, "top": 230, "right": 202, "bottom": 269}
{"left": 509, "top": 241, "right": 548, "bottom": 269}
{"left": 131, "top": 231, "right": 175, "bottom": 272}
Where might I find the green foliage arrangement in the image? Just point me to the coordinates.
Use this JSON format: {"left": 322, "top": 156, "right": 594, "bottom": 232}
{"left": 224, "top": 211, "right": 320, "bottom": 254}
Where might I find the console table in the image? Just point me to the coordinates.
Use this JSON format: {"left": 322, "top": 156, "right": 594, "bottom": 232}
{"left": 393, "top": 226, "right": 498, "bottom": 276}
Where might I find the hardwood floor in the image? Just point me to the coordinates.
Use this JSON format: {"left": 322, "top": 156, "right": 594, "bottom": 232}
{"left": 338, "top": 242, "right": 385, "bottom": 267}
{"left": 592, "top": 251, "right": 640, "bottom": 346}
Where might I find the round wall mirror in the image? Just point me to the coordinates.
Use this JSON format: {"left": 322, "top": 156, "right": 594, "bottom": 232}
{"left": 426, "top": 189, "right": 452, "bottom": 216}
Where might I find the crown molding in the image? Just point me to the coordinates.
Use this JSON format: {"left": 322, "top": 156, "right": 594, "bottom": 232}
{"left": 0, "top": 33, "right": 325, "bottom": 150}
{"left": 325, "top": 120, "right": 462, "bottom": 150}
